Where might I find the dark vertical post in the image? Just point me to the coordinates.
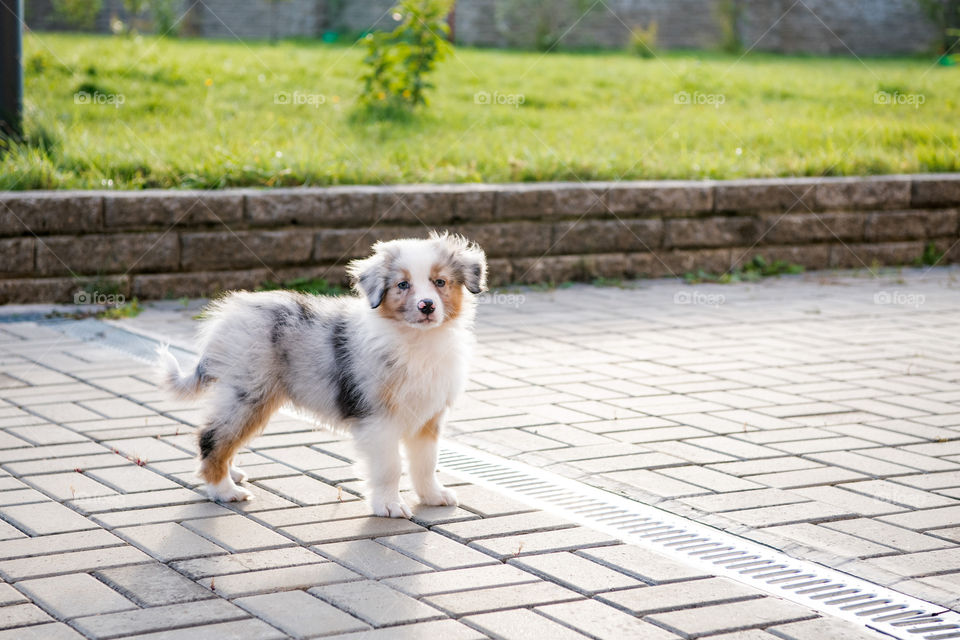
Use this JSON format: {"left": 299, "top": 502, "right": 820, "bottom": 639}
{"left": 0, "top": 0, "right": 23, "bottom": 141}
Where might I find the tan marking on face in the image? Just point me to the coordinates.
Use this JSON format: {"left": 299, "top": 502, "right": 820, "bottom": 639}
{"left": 377, "top": 268, "right": 411, "bottom": 322}
{"left": 430, "top": 265, "right": 462, "bottom": 322}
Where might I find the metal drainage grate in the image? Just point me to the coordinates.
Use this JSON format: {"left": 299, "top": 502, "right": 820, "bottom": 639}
{"left": 36, "top": 317, "right": 960, "bottom": 640}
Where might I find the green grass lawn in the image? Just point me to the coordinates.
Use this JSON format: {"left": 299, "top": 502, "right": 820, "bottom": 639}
{"left": 3, "top": 32, "right": 959, "bottom": 190}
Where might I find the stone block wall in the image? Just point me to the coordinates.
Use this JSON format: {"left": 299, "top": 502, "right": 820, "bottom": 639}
{"left": 1, "top": 175, "right": 958, "bottom": 303}
{"left": 25, "top": 0, "right": 940, "bottom": 55}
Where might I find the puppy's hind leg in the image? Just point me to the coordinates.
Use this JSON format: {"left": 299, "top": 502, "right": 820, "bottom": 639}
{"left": 197, "top": 387, "right": 280, "bottom": 502}
{"left": 404, "top": 412, "right": 458, "bottom": 507}
{"left": 354, "top": 425, "right": 412, "bottom": 519}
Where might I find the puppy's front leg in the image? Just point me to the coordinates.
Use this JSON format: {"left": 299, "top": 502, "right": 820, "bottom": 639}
{"left": 355, "top": 427, "right": 412, "bottom": 519}
{"left": 404, "top": 412, "right": 458, "bottom": 507}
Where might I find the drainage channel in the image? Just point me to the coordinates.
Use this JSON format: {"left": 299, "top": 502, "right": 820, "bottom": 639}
{"left": 32, "top": 316, "right": 960, "bottom": 640}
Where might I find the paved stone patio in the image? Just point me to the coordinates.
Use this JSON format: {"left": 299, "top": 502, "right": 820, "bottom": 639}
{"left": 1, "top": 266, "right": 957, "bottom": 638}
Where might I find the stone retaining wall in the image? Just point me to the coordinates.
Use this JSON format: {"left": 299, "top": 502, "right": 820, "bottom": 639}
{"left": 1, "top": 175, "right": 958, "bottom": 303}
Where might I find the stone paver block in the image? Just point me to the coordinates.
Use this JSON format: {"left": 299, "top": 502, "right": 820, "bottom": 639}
{"left": 115, "top": 522, "right": 227, "bottom": 562}
{"left": 170, "top": 547, "right": 326, "bottom": 579}
{"left": 0, "top": 546, "right": 151, "bottom": 581}
{"left": 70, "top": 598, "right": 247, "bottom": 639}
{"left": 768, "top": 616, "right": 890, "bottom": 640}
{"left": 235, "top": 590, "right": 369, "bottom": 638}
{"left": 0, "top": 501, "right": 96, "bottom": 536}
{"left": 182, "top": 515, "right": 295, "bottom": 552}
{"left": 424, "top": 580, "right": 583, "bottom": 617}
{"left": 377, "top": 531, "right": 499, "bottom": 570}
{"left": 256, "top": 475, "right": 343, "bottom": 505}
{"left": 537, "top": 598, "right": 679, "bottom": 639}
{"left": 470, "top": 526, "right": 618, "bottom": 559}
{"left": 322, "top": 619, "right": 487, "bottom": 640}
{"left": 119, "top": 618, "right": 286, "bottom": 639}
{"left": 462, "top": 608, "right": 591, "bottom": 640}
{"left": 199, "top": 562, "right": 360, "bottom": 598}
{"left": 16, "top": 573, "right": 137, "bottom": 619}
{"left": 0, "top": 622, "right": 85, "bottom": 639}
{"left": 647, "top": 597, "right": 818, "bottom": 637}
{"left": 508, "top": 551, "right": 642, "bottom": 595}
{"left": 0, "top": 603, "right": 52, "bottom": 630}
{"left": 282, "top": 516, "right": 424, "bottom": 545}
{"left": 434, "top": 511, "right": 575, "bottom": 543}
{"left": 577, "top": 545, "right": 711, "bottom": 584}
{"left": 316, "top": 539, "right": 433, "bottom": 579}
{"left": 310, "top": 579, "right": 445, "bottom": 628}
{"left": 95, "top": 562, "right": 215, "bottom": 606}
{"left": 382, "top": 564, "right": 540, "bottom": 598}
{"left": 86, "top": 465, "right": 183, "bottom": 493}
{"left": 597, "top": 576, "right": 763, "bottom": 615}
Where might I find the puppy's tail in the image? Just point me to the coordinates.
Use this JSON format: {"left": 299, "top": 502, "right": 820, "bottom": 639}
{"left": 156, "top": 344, "right": 210, "bottom": 400}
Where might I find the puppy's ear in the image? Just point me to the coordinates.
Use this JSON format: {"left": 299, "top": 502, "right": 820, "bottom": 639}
{"left": 347, "top": 250, "right": 389, "bottom": 309}
{"left": 435, "top": 232, "right": 487, "bottom": 294}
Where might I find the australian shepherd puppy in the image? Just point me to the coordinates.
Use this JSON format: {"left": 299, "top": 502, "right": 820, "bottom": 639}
{"left": 157, "top": 232, "right": 486, "bottom": 518}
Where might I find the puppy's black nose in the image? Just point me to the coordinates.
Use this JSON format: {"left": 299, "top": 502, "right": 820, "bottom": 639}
{"left": 418, "top": 299, "right": 435, "bottom": 315}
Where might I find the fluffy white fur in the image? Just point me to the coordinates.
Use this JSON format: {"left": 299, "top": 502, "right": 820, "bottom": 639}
{"left": 158, "top": 232, "right": 487, "bottom": 518}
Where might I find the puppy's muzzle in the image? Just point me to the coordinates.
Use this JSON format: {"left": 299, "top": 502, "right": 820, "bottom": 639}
{"left": 417, "top": 299, "right": 435, "bottom": 316}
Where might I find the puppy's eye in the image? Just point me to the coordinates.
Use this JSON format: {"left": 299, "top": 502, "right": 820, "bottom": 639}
{"left": 398, "top": 281, "right": 410, "bottom": 290}
{"left": 434, "top": 279, "right": 446, "bottom": 288}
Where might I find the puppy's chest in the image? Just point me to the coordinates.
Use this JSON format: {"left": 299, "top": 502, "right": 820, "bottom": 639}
{"left": 384, "top": 339, "right": 465, "bottom": 424}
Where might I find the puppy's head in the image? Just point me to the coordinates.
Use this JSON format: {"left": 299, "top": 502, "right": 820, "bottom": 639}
{"left": 347, "top": 232, "right": 487, "bottom": 329}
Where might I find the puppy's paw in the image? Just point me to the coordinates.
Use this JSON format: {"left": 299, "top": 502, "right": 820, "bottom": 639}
{"left": 371, "top": 497, "right": 413, "bottom": 519}
{"left": 205, "top": 481, "right": 253, "bottom": 503}
{"left": 229, "top": 466, "right": 248, "bottom": 484}
{"left": 419, "top": 486, "right": 459, "bottom": 507}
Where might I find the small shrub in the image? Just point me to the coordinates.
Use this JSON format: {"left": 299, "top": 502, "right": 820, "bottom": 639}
{"left": 716, "top": 0, "right": 743, "bottom": 54}
{"left": 52, "top": 0, "right": 103, "bottom": 29}
{"left": 259, "top": 277, "right": 348, "bottom": 296}
{"left": 916, "top": 241, "right": 945, "bottom": 266}
{"left": 358, "top": 0, "right": 454, "bottom": 111}
{"left": 685, "top": 255, "right": 804, "bottom": 284}
{"left": 629, "top": 22, "right": 658, "bottom": 58}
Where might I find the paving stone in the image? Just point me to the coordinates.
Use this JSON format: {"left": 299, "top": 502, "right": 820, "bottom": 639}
{"left": 879, "top": 505, "right": 960, "bottom": 531}
{"left": 256, "top": 475, "right": 343, "bottom": 505}
{"left": 95, "top": 562, "right": 215, "bottom": 606}
{"left": 170, "top": 547, "right": 326, "bottom": 579}
{"left": 70, "top": 599, "right": 248, "bottom": 639}
{"left": 235, "top": 590, "right": 369, "bottom": 638}
{"left": 282, "top": 515, "right": 425, "bottom": 544}
{"left": 21, "top": 471, "right": 118, "bottom": 501}
{"left": 647, "top": 596, "right": 818, "bottom": 637}
{"left": 0, "top": 487, "right": 46, "bottom": 506}
{"left": 763, "top": 523, "right": 897, "bottom": 558}
{"left": 93, "top": 502, "right": 233, "bottom": 528}
{"left": 822, "top": 518, "right": 952, "bottom": 553}
{"left": 0, "top": 622, "right": 85, "bottom": 639}
{"left": 376, "top": 531, "right": 498, "bottom": 570}
{"left": 0, "top": 501, "right": 96, "bottom": 535}
{"left": 0, "top": 528, "right": 124, "bottom": 561}
{"left": 16, "top": 573, "right": 137, "bottom": 619}
{"left": 68, "top": 488, "right": 207, "bottom": 514}
{"left": 242, "top": 501, "right": 375, "bottom": 528}
{"left": 0, "top": 603, "right": 52, "bottom": 629}
{"left": 424, "top": 580, "right": 583, "bottom": 616}
{"left": 470, "top": 526, "right": 618, "bottom": 559}
{"left": 315, "top": 539, "right": 433, "bottom": 579}
{"left": 788, "top": 486, "right": 906, "bottom": 517}
{"left": 746, "top": 467, "right": 867, "bottom": 489}
{"left": 508, "top": 550, "right": 642, "bottom": 595}
{"left": 768, "top": 616, "right": 890, "bottom": 640}
{"left": 577, "top": 544, "right": 711, "bottom": 584}
{"left": 0, "top": 545, "right": 151, "bottom": 581}
{"left": 86, "top": 465, "right": 183, "bottom": 493}
{"left": 451, "top": 484, "right": 536, "bottom": 517}
{"left": 536, "top": 598, "right": 679, "bottom": 639}
{"left": 181, "top": 515, "right": 295, "bottom": 552}
{"left": 198, "top": 562, "right": 360, "bottom": 598}
{"left": 311, "top": 579, "right": 444, "bottom": 627}
{"left": 597, "top": 576, "right": 764, "bottom": 615}
{"left": 433, "top": 511, "right": 575, "bottom": 543}
{"left": 842, "top": 479, "right": 960, "bottom": 509}
{"left": 679, "top": 488, "right": 809, "bottom": 513}
{"left": 382, "top": 564, "right": 540, "bottom": 597}
{"left": 103, "top": 438, "right": 191, "bottom": 463}
{"left": 0, "top": 585, "right": 25, "bottom": 607}
{"left": 115, "top": 522, "right": 228, "bottom": 562}
{"left": 323, "top": 619, "right": 487, "bottom": 640}
{"left": 120, "top": 618, "right": 286, "bottom": 640}
{"left": 721, "top": 502, "right": 854, "bottom": 528}
{"left": 461, "top": 608, "right": 591, "bottom": 640}
{"left": 862, "top": 547, "right": 960, "bottom": 578}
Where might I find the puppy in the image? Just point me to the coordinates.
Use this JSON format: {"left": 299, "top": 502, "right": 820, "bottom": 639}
{"left": 158, "top": 232, "right": 487, "bottom": 518}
